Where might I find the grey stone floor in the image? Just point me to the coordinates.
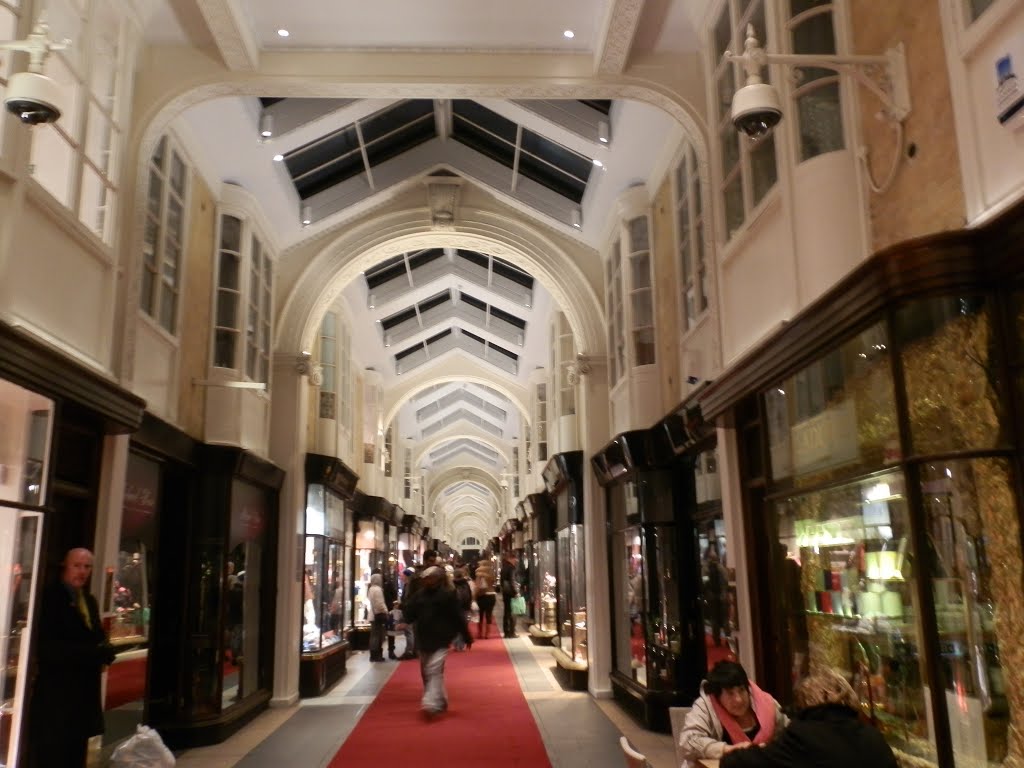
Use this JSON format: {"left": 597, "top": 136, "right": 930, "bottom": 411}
{"left": 161, "top": 631, "right": 677, "bottom": 768}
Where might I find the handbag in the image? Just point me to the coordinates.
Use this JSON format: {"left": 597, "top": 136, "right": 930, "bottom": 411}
{"left": 510, "top": 595, "right": 526, "bottom": 616}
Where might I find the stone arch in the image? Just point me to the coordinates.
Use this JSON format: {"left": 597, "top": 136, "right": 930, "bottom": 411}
{"left": 427, "top": 467, "right": 504, "bottom": 518}
{"left": 124, "top": 68, "right": 713, "bottom": 376}
{"left": 276, "top": 208, "right": 605, "bottom": 364}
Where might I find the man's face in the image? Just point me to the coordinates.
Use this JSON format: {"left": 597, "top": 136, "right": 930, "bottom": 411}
{"left": 718, "top": 685, "right": 751, "bottom": 719}
{"left": 62, "top": 549, "right": 93, "bottom": 590}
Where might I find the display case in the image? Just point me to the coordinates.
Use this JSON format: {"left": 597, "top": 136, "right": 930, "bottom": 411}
{"left": 299, "top": 454, "right": 356, "bottom": 697}
{"left": 597, "top": 426, "right": 708, "bottom": 732}
{"left": 349, "top": 494, "right": 395, "bottom": 650}
{"left": 525, "top": 492, "right": 557, "bottom": 641}
{"left": 544, "top": 451, "right": 587, "bottom": 689}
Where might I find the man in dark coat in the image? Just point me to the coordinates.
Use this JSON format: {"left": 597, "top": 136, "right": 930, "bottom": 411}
{"left": 402, "top": 566, "right": 471, "bottom": 717}
{"left": 721, "top": 670, "right": 897, "bottom": 768}
{"left": 28, "top": 547, "right": 116, "bottom": 767}
{"left": 500, "top": 552, "right": 520, "bottom": 638}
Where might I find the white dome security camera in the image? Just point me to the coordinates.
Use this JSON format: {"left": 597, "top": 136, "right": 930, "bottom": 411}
{"left": 5, "top": 71, "right": 62, "bottom": 125}
{"left": 0, "top": 17, "right": 70, "bottom": 126}
{"left": 731, "top": 81, "right": 782, "bottom": 140}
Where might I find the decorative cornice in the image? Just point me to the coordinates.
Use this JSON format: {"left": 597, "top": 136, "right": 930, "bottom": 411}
{"left": 425, "top": 176, "right": 462, "bottom": 230}
{"left": 195, "top": 0, "right": 259, "bottom": 72}
{"left": 596, "top": 0, "right": 646, "bottom": 75}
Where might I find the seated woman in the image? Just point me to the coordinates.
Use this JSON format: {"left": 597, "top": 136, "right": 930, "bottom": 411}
{"left": 721, "top": 670, "right": 897, "bottom": 768}
{"left": 679, "top": 660, "right": 788, "bottom": 768}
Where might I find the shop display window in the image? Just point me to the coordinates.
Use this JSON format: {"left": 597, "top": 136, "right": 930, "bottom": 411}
{"left": 922, "top": 458, "right": 1015, "bottom": 767}
{"left": 698, "top": 516, "right": 735, "bottom": 664}
{"left": 303, "top": 485, "right": 347, "bottom": 652}
{"left": 764, "top": 321, "right": 897, "bottom": 488}
{"left": 213, "top": 480, "right": 268, "bottom": 713}
{"left": 557, "top": 524, "right": 586, "bottom": 661}
{"left": 895, "top": 296, "right": 1006, "bottom": 455}
{"left": 533, "top": 541, "right": 557, "bottom": 632}
{"left": 774, "top": 470, "right": 936, "bottom": 764}
{"left": 112, "top": 452, "right": 160, "bottom": 645}
{"left": 353, "top": 519, "right": 384, "bottom": 627}
{"left": 0, "top": 381, "right": 53, "bottom": 506}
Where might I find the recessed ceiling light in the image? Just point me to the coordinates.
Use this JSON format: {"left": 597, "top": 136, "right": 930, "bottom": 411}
{"left": 277, "top": 29, "right": 290, "bottom": 37}
{"left": 563, "top": 30, "right": 575, "bottom": 39}
{"left": 593, "top": 158, "right": 604, "bottom": 167}
{"left": 273, "top": 153, "right": 284, "bottom": 162}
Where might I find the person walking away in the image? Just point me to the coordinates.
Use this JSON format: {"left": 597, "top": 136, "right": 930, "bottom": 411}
{"left": 500, "top": 552, "right": 520, "bottom": 639}
{"left": 403, "top": 565, "right": 472, "bottom": 717}
{"left": 721, "top": 670, "right": 896, "bottom": 768}
{"left": 473, "top": 557, "right": 497, "bottom": 639}
{"left": 367, "top": 571, "right": 389, "bottom": 661}
{"left": 28, "top": 548, "right": 117, "bottom": 768}
{"left": 452, "top": 568, "right": 474, "bottom": 650}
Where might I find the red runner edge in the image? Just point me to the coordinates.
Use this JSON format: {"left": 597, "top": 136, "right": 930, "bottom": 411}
{"left": 329, "top": 638, "right": 551, "bottom": 767}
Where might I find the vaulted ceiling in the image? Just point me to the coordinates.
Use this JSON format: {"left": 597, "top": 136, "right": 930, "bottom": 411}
{"left": 139, "top": 0, "right": 703, "bottom": 547}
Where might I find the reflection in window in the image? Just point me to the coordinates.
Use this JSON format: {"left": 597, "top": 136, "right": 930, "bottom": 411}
{"left": 896, "top": 296, "right": 1003, "bottom": 455}
{"left": 775, "top": 471, "right": 936, "bottom": 764}
{"left": 113, "top": 453, "right": 159, "bottom": 644}
{"left": 923, "top": 458, "right": 1014, "bottom": 766}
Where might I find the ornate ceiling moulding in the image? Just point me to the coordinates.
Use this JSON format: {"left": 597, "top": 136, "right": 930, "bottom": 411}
{"left": 425, "top": 176, "right": 463, "bottom": 230}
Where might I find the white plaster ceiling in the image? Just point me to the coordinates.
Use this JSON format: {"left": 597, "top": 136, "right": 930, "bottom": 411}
{"left": 141, "top": 0, "right": 701, "bottom": 546}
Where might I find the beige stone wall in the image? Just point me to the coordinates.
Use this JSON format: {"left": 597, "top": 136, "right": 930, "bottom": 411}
{"left": 651, "top": 173, "right": 682, "bottom": 414}
{"left": 176, "top": 173, "right": 216, "bottom": 439}
{"left": 850, "top": 0, "right": 966, "bottom": 250}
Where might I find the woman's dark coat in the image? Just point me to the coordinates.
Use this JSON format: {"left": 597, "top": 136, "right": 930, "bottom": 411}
{"left": 29, "top": 580, "right": 115, "bottom": 746}
{"left": 721, "top": 704, "right": 898, "bottom": 768}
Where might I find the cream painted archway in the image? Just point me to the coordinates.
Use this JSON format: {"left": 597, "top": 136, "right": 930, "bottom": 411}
{"left": 121, "top": 58, "right": 712, "bottom": 375}
{"left": 276, "top": 209, "right": 605, "bottom": 363}
{"left": 427, "top": 466, "right": 504, "bottom": 516}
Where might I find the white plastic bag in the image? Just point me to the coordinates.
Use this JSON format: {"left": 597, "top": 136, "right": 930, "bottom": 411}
{"left": 111, "top": 724, "right": 176, "bottom": 768}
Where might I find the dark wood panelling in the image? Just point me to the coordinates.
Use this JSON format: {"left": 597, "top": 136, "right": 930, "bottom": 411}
{"left": 0, "top": 322, "right": 145, "bottom": 433}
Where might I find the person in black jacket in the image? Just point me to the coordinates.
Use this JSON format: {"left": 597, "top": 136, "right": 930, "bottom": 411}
{"left": 28, "top": 548, "right": 116, "bottom": 768}
{"left": 402, "top": 566, "right": 472, "bottom": 717}
{"left": 499, "top": 552, "right": 520, "bottom": 639}
{"left": 721, "top": 669, "right": 897, "bottom": 768}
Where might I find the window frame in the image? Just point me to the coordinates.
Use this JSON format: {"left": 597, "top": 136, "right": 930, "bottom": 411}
{"left": 210, "top": 208, "right": 275, "bottom": 391}
{"left": 27, "top": 0, "right": 134, "bottom": 244}
{"left": 140, "top": 134, "right": 190, "bottom": 337}
{"left": 605, "top": 239, "right": 625, "bottom": 388}
{"left": 673, "top": 143, "right": 710, "bottom": 332}
{"left": 710, "top": 0, "right": 780, "bottom": 244}
{"left": 785, "top": 3, "right": 845, "bottom": 164}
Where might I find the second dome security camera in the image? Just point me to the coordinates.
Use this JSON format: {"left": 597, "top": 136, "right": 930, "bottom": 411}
{"left": 4, "top": 71, "right": 62, "bottom": 125}
{"left": 731, "top": 80, "right": 782, "bottom": 140}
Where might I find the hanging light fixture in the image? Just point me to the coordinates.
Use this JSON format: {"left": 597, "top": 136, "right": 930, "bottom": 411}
{"left": 570, "top": 208, "right": 582, "bottom": 229}
{"left": 301, "top": 203, "right": 312, "bottom": 226}
{"left": 597, "top": 119, "right": 610, "bottom": 144}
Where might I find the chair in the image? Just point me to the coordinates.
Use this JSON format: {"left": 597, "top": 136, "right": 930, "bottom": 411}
{"left": 669, "top": 706, "right": 692, "bottom": 768}
{"left": 619, "top": 735, "right": 650, "bottom": 768}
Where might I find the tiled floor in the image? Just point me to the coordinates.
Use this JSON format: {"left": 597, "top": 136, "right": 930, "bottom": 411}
{"left": 167, "top": 633, "right": 677, "bottom": 768}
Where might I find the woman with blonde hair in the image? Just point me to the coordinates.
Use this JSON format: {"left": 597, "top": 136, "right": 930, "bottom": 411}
{"left": 721, "top": 669, "right": 896, "bottom": 768}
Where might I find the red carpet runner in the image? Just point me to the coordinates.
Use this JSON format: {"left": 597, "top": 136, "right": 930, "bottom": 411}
{"left": 329, "top": 638, "right": 551, "bottom": 767}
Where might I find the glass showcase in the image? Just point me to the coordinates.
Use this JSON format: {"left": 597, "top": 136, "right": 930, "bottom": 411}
{"left": 0, "top": 380, "right": 52, "bottom": 768}
{"left": 112, "top": 452, "right": 160, "bottom": 645}
{"left": 763, "top": 304, "right": 1022, "bottom": 767}
{"left": 533, "top": 541, "right": 557, "bottom": 633}
{"left": 302, "top": 484, "right": 346, "bottom": 653}
{"left": 556, "top": 524, "right": 586, "bottom": 660}
{"left": 353, "top": 518, "right": 385, "bottom": 629}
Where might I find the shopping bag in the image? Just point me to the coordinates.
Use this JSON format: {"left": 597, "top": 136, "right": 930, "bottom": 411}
{"left": 510, "top": 595, "right": 527, "bottom": 615}
{"left": 111, "top": 724, "right": 176, "bottom": 767}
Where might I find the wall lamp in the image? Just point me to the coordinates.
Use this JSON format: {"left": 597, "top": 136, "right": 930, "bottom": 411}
{"left": 725, "top": 24, "right": 911, "bottom": 193}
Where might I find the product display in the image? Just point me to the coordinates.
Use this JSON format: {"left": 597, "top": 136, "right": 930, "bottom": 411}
{"left": 556, "top": 523, "right": 586, "bottom": 662}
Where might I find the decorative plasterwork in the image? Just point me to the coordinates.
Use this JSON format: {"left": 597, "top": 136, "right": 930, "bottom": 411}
{"left": 425, "top": 176, "right": 463, "bottom": 230}
{"left": 416, "top": 433, "right": 511, "bottom": 469}
{"left": 196, "top": 0, "right": 260, "bottom": 72}
{"left": 595, "top": 0, "right": 645, "bottom": 75}
{"left": 383, "top": 371, "right": 529, "bottom": 434}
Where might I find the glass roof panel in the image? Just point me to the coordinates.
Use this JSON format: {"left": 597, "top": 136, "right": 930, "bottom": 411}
{"left": 578, "top": 99, "right": 612, "bottom": 114}
{"left": 361, "top": 100, "right": 435, "bottom": 144}
{"left": 365, "top": 254, "right": 407, "bottom": 289}
{"left": 491, "top": 257, "right": 533, "bottom": 289}
{"left": 451, "top": 100, "right": 517, "bottom": 143}
{"left": 408, "top": 248, "right": 445, "bottom": 270}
